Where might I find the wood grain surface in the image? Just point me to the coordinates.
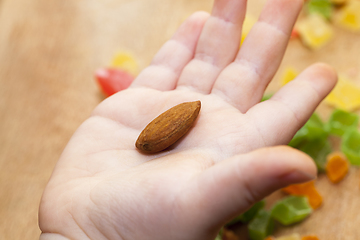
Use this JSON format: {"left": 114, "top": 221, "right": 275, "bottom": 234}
{"left": 0, "top": 0, "right": 359, "bottom": 239}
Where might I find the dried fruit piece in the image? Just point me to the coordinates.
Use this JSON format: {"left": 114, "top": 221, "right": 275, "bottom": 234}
{"left": 265, "top": 237, "right": 276, "bottom": 240}
{"left": 277, "top": 234, "right": 301, "bottom": 240}
{"left": 222, "top": 229, "right": 239, "bottom": 240}
{"left": 215, "top": 228, "right": 224, "bottom": 240}
{"left": 136, "top": 101, "right": 201, "bottom": 153}
{"left": 271, "top": 196, "right": 312, "bottom": 225}
{"left": 299, "top": 137, "right": 332, "bottom": 172}
{"left": 282, "top": 181, "right": 323, "bottom": 209}
{"left": 227, "top": 200, "right": 265, "bottom": 225}
{"left": 288, "top": 113, "right": 331, "bottom": 172}
{"left": 324, "top": 76, "right": 360, "bottom": 111}
{"left": 281, "top": 67, "right": 299, "bottom": 86}
{"left": 326, "top": 152, "right": 349, "bottom": 183}
{"left": 290, "top": 28, "right": 300, "bottom": 39}
{"left": 289, "top": 113, "right": 328, "bottom": 148}
{"left": 325, "top": 109, "right": 359, "bottom": 136}
{"left": 297, "top": 14, "right": 333, "bottom": 49}
{"left": 95, "top": 68, "right": 135, "bottom": 96}
{"left": 306, "top": 0, "right": 333, "bottom": 20}
{"left": 341, "top": 128, "right": 360, "bottom": 165}
{"left": 261, "top": 94, "right": 273, "bottom": 102}
{"left": 302, "top": 235, "right": 320, "bottom": 240}
{"left": 111, "top": 52, "right": 139, "bottom": 75}
{"left": 248, "top": 210, "right": 274, "bottom": 240}
{"left": 335, "top": 0, "right": 360, "bottom": 32}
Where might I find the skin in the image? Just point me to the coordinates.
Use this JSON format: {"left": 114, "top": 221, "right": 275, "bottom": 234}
{"left": 38, "top": 0, "right": 338, "bottom": 239}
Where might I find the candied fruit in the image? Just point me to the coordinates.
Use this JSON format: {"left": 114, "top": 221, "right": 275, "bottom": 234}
{"left": 111, "top": 52, "right": 139, "bottom": 75}
{"left": 299, "top": 138, "right": 332, "bottom": 172}
{"left": 222, "top": 229, "right": 239, "bottom": 240}
{"left": 302, "top": 235, "right": 320, "bottom": 240}
{"left": 306, "top": 0, "right": 333, "bottom": 20}
{"left": 297, "top": 14, "right": 333, "bottom": 49}
{"left": 326, "top": 152, "right": 349, "bottom": 183}
{"left": 335, "top": 0, "right": 360, "bottom": 32}
{"left": 282, "top": 181, "right": 323, "bottom": 209}
{"left": 227, "top": 200, "right": 265, "bottom": 225}
{"left": 281, "top": 67, "right": 299, "bottom": 86}
{"left": 265, "top": 237, "right": 276, "bottom": 240}
{"left": 325, "top": 76, "right": 360, "bottom": 111}
{"left": 271, "top": 196, "right": 312, "bottom": 225}
{"left": 325, "top": 109, "right": 359, "bottom": 136}
{"left": 341, "top": 128, "right": 360, "bottom": 165}
{"left": 289, "top": 113, "right": 328, "bottom": 148}
{"left": 95, "top": 68, "right": 134, "bottom": 96}
{"left": 248, "top": 210, "right": 274, "bottom": 240}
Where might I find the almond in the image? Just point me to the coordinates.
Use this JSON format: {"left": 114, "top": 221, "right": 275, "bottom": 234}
{"left": 135, "top": 101, "right": 201, "bottom": 153}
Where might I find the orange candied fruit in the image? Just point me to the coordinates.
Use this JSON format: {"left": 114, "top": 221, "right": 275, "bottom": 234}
{"left": 282, "top": 181, "right": 323, "bottom": 209}
{"left": 326, "top": 152, "right": 349, "bottom": 183}
{"left": 265, "top": 237, "right": 276, "bottom": 240}
{"left": 302, "top": 235, "right": 320, "bottom": 240}
{"left": 222, "top": 229, "right": 239, "bottom": 240}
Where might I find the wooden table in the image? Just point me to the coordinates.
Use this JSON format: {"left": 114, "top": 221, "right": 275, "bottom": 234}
{"left": 0, "top": 0, "right": 359, "bottom": 239}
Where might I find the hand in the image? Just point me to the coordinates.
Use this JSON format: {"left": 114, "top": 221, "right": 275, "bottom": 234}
{"left": 39, "top": 0, "right": 337, "bottom": 239}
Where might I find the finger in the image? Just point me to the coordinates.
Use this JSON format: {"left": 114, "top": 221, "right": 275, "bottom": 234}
{"left": 176, "top": 0, "right": 246, "bottom": 93}
{"left": 183, "top": 146, "right": 316, "bottom": 227}
{"left": 130, "top": 11, "right": 209, "bottom": 91}
{"left": 212, "top": 0, "right": 303, "bottom": 112}
{"left": 247, "top": 63, "right": 337, "bottom": 146}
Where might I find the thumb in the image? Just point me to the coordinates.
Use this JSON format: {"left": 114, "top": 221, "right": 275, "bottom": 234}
{"left": 187, "top": 146, "right": 317, "bottom": 229}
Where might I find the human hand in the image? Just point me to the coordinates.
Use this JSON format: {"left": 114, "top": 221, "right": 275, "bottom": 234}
{"left": 39, "top": 0, "right": 337, "bottom": 239}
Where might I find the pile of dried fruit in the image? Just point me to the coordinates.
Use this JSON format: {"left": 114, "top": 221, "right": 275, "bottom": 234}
{"left": 241, "top": 0, "right": 360, "bottom": 50}
{"left": 215, "top": 98, "right": 359, "bottom": 239}
{"left": 294, "top": 0, "right": 360, "bottom": 49}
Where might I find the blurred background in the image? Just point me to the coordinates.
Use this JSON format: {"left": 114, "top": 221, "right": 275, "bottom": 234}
{"left": 0, "top": 0, "right": 359, "bottom": 239}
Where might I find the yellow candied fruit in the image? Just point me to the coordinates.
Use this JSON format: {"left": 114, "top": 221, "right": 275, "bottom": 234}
{"left": 302, "top": 235, "right": 320, "bottom": 240}
{"left": 241, "top": 15, "right": 257, "bottom": 45}
{"left": 297, "top": 14, "right": 333, "bottom": 50}
{"left": 326, "top": 152, "right": 349, "bottom": 183}
{"left": 324, "top": 76, "right": 360, "bottom": 111}
{"left": 277, "top": 234, "right": 301, "bottom": 240}
{"left": 335, "top": 0, "right": 360, "bottom": 32}
{"left": 110, "top": 52, "right": 139, "bottom": 76}
{"left": 281, "top": 67, "right": 299, "bottom": 86}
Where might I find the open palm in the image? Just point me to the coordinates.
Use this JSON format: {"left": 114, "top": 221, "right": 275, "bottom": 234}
{"left": 39, "top": 0, "right": 337, "bottom": 239}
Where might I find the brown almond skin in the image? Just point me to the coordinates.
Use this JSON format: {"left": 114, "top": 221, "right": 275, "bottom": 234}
{"left": 135, "top": 101, "right": 201, "bottom": 153}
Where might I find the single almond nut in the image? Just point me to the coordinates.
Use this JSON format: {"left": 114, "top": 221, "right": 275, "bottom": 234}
{"left": 135, "top": 101, "right": 201, "bottom": 153}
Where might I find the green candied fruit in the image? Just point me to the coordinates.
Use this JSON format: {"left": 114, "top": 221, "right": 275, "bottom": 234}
{"left": 248, "top": 209, "right": 274, "bottom": 240}
{"left": 261, "top": 94, "right": 273, "bottom": 102}
{"left": 298, "top": 136, "right": 332, "bottom": 172}
{"left": 271, "top": 196, "right": 312, "bottom": 226}
{"left": 341, "top": 128, "right": 360, "bottom": 165}
{"left": 215, "top": 228, "right": 223, "bottom": 240}
{"left": 289, "top": 113, "right": 328, "bottom": 148}
{"left": 306, "top": 0, "right": 333, "bottom": 20}
{"left": 227, "top": 200, "right": 265, "bottom": 226}
{"left": 326, "top": 109, "right": 359, "bottom": 136}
